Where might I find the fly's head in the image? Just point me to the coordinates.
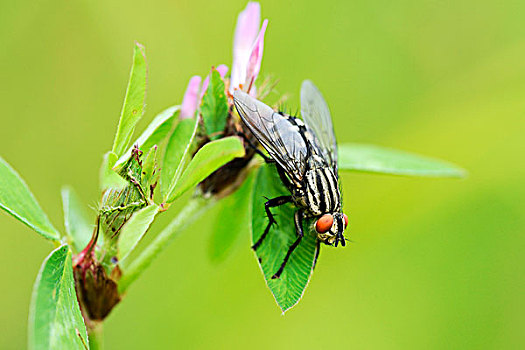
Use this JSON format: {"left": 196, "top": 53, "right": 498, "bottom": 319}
{"left": 315, "top": 212, "right": 349, "bottom": 247}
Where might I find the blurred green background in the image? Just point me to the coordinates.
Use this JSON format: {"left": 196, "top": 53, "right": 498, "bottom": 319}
{"left": 1, "top": 0, "right": 524, "bottom": 348}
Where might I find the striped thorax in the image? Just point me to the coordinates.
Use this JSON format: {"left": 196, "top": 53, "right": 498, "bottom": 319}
{"left": 303, "top": 167, "right": 341, "bottom": 216}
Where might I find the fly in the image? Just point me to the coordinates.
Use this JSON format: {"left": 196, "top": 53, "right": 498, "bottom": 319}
{"left": 233, "top": 80, "right": 348, "bottom": 279}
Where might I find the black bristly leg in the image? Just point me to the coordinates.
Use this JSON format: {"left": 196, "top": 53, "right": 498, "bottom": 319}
{"left": 236, "top": 131, "right": 275, "bottom": 164}
{"left": 272, "top": 208, "right": 304, "bottom": 279}
{"left": 252, "top": 196, "right": 292, "bottom": 251}
{"left": 275, "top": 163, "right": 295, "bottom": 190}
{"left": 313, "top": 240, "right": 321, "bottom": 270}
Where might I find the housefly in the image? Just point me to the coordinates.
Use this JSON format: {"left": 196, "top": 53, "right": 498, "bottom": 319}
{"left": 233, "top": 80, "right": 348, "bottom": 279}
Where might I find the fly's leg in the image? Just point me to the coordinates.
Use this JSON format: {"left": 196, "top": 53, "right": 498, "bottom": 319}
{"left": 236, "top": 131, "right": 275, "bottom": 164}
{"left": 275, "top": 164, "right": 294, "bottom": 190}
{"left": 313, "top": 240, "right": 321, "bottom": 270}
{"left": 252, "top": 196, "right": 292, "bottom": 250}
{"left": 272, "top": 208, "right": 304, "bottom": 279}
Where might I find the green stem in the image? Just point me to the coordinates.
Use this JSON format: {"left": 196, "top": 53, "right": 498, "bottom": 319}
{"left": 118, "top": 196, "right": 215, "bottom": 293}
{"left": 87, "top": 322, "right": 103, "bottom": 350}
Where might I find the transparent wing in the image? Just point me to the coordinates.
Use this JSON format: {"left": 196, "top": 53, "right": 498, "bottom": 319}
{"left": 233, "top": 90, "right": 308, "bottom": 184}
{"left": 300, "top": 80, "right": 338, "bottom": 173}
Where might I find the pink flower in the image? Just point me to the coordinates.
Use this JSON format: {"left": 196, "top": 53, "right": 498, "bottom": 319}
{"left": 180, "top": 76, "right": 202, "bottom": 119}
{"left": 230, "top": 2, "right": 268, "bottom": 94}
{"left": 180, "top": 2, "right": 268, "bottom": 119}
{"left": 180, "top": 65, "right": 228, "bottom": 120}
{"left": 244, "top": 19, "right": 267, "bottom": 94}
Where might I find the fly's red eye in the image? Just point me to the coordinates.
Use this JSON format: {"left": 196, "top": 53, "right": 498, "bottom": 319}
{"left": 343, "top": 214, "right": 349, "bottom": 228}
{"left": 315, "top": 214, "right": 333, "bottom": 233}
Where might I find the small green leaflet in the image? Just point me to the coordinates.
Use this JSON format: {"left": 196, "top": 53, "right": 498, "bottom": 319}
{"left": 28, "top": 245, "right": 88, "bottom": 350}
{"left": 201, "top": 68, "right": 229, "bottom": 140}
{"left": 99, "top": 151, "right": 127, "bottom": 190}
{"left": 115, "top": 105, "right": 179, "bottom": 167}
{"left": 338, "top": 143, "right": 466, "bottom": 177}
{"left": 251, "top": 164, "right": 318, "bottom": 313}
{"left": 160, "top": 117, "right": 199, "bottom": 201}
{"left": 141, "top": 146, "right": 158, "bottom": 189}
{"left": 111, "top": 42, "right": 148, "bottom": 158}
{"left": 0, "top": 156, "right": 60, "bottom": 241}
{"left": 167, "top": 137, "right": 245, "bottom": 203}
{"left": 61, "top": 186, "right": 94, "bottom": 253}
{"left": 118, "top": 204, "right": 160, "bottom": 268}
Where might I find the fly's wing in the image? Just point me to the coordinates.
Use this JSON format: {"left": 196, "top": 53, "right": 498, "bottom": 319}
{"left": 300, "top": 80, "right": 338, "bottom": 174}
{"left": 233, "top": 90, "right": 308, "bottom": 184}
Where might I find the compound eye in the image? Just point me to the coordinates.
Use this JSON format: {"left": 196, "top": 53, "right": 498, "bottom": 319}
{"left": 343, "top": 214, "right": 349, "bottom": 228}
{"left": 315, "top": 214, "right": 334, "bottom": 233}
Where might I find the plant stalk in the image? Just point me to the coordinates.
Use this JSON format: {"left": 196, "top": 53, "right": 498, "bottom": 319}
{"left": 87, "top": 321, "right": 103, "bottom": 350}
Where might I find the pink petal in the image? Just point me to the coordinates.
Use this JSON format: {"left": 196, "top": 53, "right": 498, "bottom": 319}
{"left": 230, "top": 2, "right": 261, "bottom": 92}
{"left": 216, "top": 64, "right": 229, "bottom": 78}
{"left": 180, "top": 76, "right": 201, "bottom": 119}
{"left": 200, "top": 65, "right": 229, "bottom": 100}
{"left": 244, "top": 19, "right": 268, "bottom": 94}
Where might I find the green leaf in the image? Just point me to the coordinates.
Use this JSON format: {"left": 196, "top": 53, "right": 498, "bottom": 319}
{"left": 111, "top": 42, "right": 148, "bottom": 158}
{"left": 338, "top": 143, "right": 466, "bottom": 177}
{"left": 118, "top": 204, "right": 160, "bottom": 267}
{"left": 99, "top": 151, "right": 127, "bottom": 190}
{"left": 251, "top": 164, "right": 318, "bottom": 313}
{"left": 141, "top": 146, "right": 158, "bottom": 189}
{"left": 167, "top": 136, "right": 246, "bottom": 203}
{"left": 28, "top": 245, "right": 88, "bottom": 350}
{"left": 208, "top": 170, "right": 256, "bottom": 262}
{"left": 115, "top": 106, "right": 179, "bottom": 166}
{"left": 160, "top": 117, "right": 199, "bottom": 201}
{"left": 0, "top": 156, "right": 60, "bottom": 241}
{"left": 201, "top": 69, "right": 228, "bottom": 140}
{"left": 61, "top": 186, "right": 94, "bottom": 253}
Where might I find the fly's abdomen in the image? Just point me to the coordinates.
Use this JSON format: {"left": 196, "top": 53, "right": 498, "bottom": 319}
{"left": 304, "top": 167, "right": 341, "bottom": 216}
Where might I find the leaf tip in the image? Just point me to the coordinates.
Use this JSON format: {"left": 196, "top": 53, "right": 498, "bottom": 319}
{"left": 134, "top": 41, "right": 146, "bottom": 52}
{"left": 454, "top": 167, "right": 468, "bottom": 178}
